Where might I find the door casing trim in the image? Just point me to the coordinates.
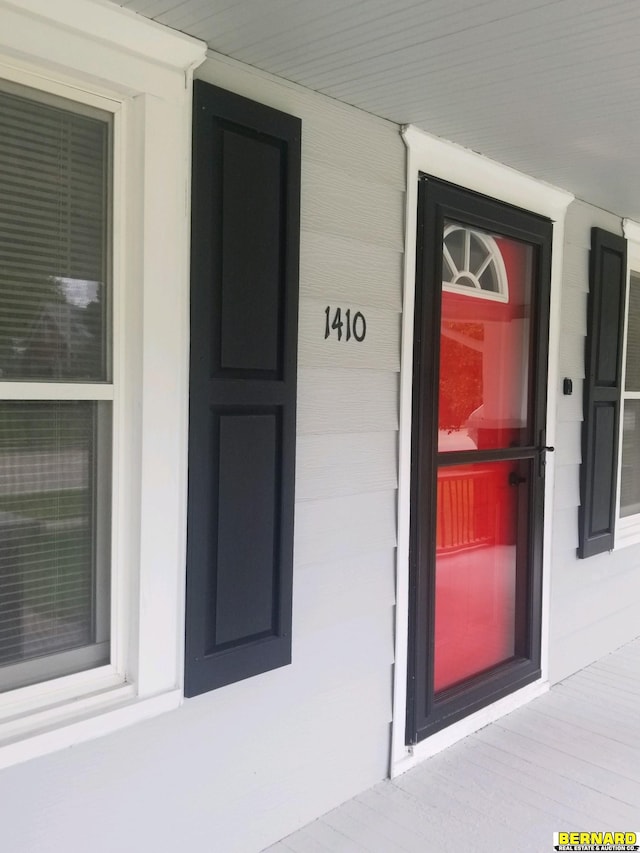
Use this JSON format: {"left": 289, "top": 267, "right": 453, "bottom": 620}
{"left": 391, "top": 125, "right": 573, "bottom": 776}
{"left": 392, "top": 678, "right": 550, "bottom": 778}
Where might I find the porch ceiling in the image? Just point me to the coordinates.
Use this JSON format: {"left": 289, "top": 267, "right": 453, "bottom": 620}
{"left": 114, "top": 0, "right": 640, "bottom": 221}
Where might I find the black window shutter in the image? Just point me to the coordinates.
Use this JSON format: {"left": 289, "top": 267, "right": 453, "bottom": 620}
{"left": 578, "top": 228, "right": 627, "bottom": 558}
{"left": 185, "top": 81, "right": 301, "bottom": 696}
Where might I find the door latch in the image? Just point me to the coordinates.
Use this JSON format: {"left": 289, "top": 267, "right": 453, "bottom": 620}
{"left": 538, "top": 443, "right": 555, "bottom": 477}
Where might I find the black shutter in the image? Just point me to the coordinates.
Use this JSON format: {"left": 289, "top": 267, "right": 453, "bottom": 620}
{"left": 185, "top": 81, "right": 301, "bottom": 696}
{"left": 578, "top": 228, "right": 627, "bottom": 558}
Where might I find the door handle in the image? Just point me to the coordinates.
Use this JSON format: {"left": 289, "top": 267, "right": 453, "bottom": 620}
{"left": 509, "top": 471, "right": 526, "bottom": 486}
{"left": 538, "top": 444, "right": 555, "bottom": 477}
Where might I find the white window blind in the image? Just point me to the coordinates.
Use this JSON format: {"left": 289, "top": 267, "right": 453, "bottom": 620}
{"left": 0, "top": 87, "right": 109, "bottom": 381}
{"left": 0, "top": 85, "right": 112, "bottom": 693}
{"left": 620, "top": 274, "right": 640, "bottom": 519}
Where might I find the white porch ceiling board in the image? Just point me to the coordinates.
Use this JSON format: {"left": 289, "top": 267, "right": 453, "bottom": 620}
{"left": 210, "top": 0, "right": 446, "bottom": 65}
{"left": 254, "top": 0, "right": 595, "bottom": 81}
{"left": 317, "top": 2, "right": 638, "bottom": 104}
{"left": 109, "top": 0, "right": 640, "bottom": 219}
{"left": 158, "top": 0, "right": 300, "bottom": 37}
{"left": 120, "top": 0, "right": 181, "bottom": 15}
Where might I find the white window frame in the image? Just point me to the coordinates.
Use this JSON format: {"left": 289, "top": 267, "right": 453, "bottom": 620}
{"left": 392, "top": 125, "right": 573, "bottom": 777}
{"left": 615, "top": 219, "right": 640, "bottom": 548}
{"left": 0, "top": 0, "right": 206, "bottom": 769}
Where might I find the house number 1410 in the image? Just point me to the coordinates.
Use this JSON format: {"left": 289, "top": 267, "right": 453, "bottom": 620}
{"left": 324, "top": 306, "right": 367, "bottom": 342}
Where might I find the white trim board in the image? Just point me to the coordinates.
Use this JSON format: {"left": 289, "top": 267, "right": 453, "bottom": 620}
{"left": 0, "top": 0, "right": 205, "bottom": 99}
{"left": 0, "top": 0, "right": 204, "bottom": 72}
{"left": 0, "top": 689, "right": 182, "bottom": 772}
{"left": 0, "top": 0, "right": 205, "bottom": 770}
{"left": 623, "top": 218, "right": 640, "bottom": 245}
{"left": 401, "top": 126, "right": 574, "bottom": 220}
{"left": 391, "top": 124, "right": 573, "bottom": 776}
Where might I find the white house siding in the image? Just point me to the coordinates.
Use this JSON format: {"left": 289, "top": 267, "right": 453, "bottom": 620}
{"left": 549, "top": 199, "right": 640, "bottom": 684}
{"left": 0, "top": 54, "right": 404, "bottom": 853}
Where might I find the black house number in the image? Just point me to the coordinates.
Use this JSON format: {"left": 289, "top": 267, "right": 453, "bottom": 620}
{"left": 324, "top": 306, "right": 366, "bottom": 342}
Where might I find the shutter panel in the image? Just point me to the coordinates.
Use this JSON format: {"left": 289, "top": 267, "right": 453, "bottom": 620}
{"left": 185, "top": 81, "right": 300, "bottom": 696}
{"left": 578, "top": 228, "right": 627, "bottom": 558}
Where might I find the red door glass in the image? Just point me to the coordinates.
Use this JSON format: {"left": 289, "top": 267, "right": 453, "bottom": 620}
{"left": 434, "top": 223, "right": 534, "bottom": 694}
{"left": 438, "top": 226, "right": 534, "bottom": 453}
{"left": 433, "top": 460, "right": 524, "bottom": 692}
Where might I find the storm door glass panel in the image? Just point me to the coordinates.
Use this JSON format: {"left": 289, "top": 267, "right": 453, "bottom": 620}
{"left": 0, "top": 87, "right": 109, "bottom": 382}
{"left": 434, "top": 460, "right": 524, "bottom": 693}
{"left": 620, "top": 273, "right": 640, "bottom": 518}
{"left": 439, "top": 222, "right": 534, "bottom": 453}
{"left": 435, "top": 222, "right": 535, "bottom": 694}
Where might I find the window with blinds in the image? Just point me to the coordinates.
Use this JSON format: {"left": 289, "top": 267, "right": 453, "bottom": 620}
{"left": 0, "top": 84, "right": 112, "bottom": 693}
{"left": 620, "top": 273, "right": 640, "bottom": 519}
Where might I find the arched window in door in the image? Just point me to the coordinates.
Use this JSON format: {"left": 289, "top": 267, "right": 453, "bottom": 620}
{"left": 442, "top": 224, "right": 509, "bottom": 302}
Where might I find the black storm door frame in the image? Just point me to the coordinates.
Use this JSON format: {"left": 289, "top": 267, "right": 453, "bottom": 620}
{"left": 407, "top": 176, "right": 553, "bottom": 743}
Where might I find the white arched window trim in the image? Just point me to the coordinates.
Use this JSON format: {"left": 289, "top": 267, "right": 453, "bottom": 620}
{"left": 442, "top": 224, "right": 509, "bottom": 303}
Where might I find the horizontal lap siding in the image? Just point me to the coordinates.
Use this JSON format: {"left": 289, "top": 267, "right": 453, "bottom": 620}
{"left": 293, "top": 550, "right": 396, "bottom": 633}
{"left": 296, "top": 432, "right": 397, "bottom": 500}
{"left": 550, "top": 199, "right": 640, "bottom": 684}
{"left": 192, "top": 56, "right": 404, "bottom": 848}
{"left": 0, "top": 51, "right": 404, "bottom": 853}
{"left": 187, "top": 55, "right": 403, "bottom": 849}
{"left": 301, "top": 232, "right": 403, "bottom": 311}
{"left": 297, "top": 368, "right": 398, "bottom": 434}
{"left": 295, "top": 491, "right": 398, "bottom": 567}
{"left": 302, "top": 162, "right": 404, "bottom": 250}
{"left": 0, "top": 56, "right": 405, "bottom": 853}
{"left": 299, "top": 299, "right": 400, "bottom": 370}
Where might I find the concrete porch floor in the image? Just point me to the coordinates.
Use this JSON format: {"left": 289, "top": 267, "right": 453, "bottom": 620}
{"left": 266, "top": 637, "right": 640, "bottom": 852}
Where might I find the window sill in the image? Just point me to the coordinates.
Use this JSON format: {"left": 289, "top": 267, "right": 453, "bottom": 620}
{"left": 0, "top": 683, "right": 182, "bottom": 770}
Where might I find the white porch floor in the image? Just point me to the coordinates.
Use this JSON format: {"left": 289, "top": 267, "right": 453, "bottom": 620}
{"left": 266, "top": 637, "right": 640, "bottom": 852}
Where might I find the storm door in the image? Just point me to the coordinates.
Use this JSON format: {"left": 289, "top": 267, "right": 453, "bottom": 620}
{"left": 407, "top": 178, "right": 553, "bottom": 743}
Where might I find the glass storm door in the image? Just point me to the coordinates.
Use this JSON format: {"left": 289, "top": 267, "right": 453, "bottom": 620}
{"left": 407, "top": 178, "right": 553, "bottom": 743}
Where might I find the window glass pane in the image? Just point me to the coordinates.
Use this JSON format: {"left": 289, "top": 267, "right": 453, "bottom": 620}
{"left": 620, "top": 399, "right": 640, "bottom": 518}
{"left": 0, "top": 88, "right": 110, "bottom": 381}
{"left": 434, "top": 460, "right": 522, "bottom": 693}
{"left": 439, "top": 222, "right": 534, "bottom": 452}
{"left": 624, "top": 273, "right": 640, "bottom": 392}
{"left": 0, "top": 401, "right": 110, "bottom": 692}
